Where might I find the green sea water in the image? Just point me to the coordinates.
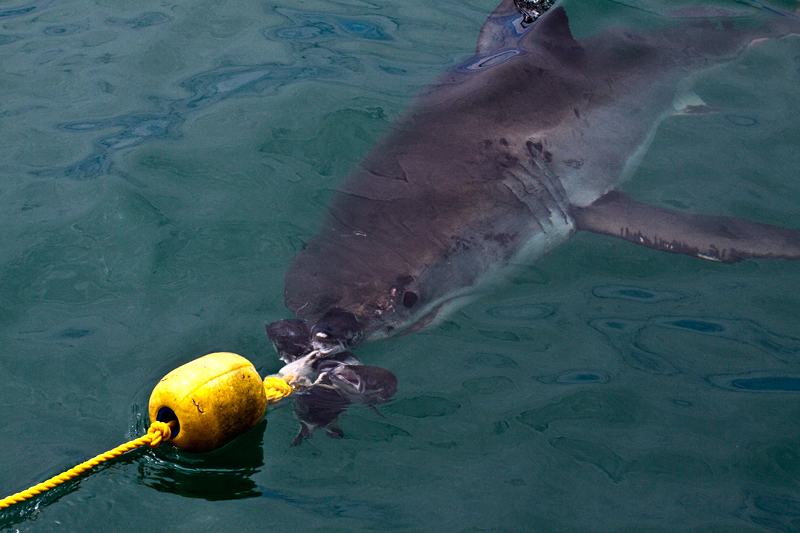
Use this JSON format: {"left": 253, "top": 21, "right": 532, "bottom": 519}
{"left": 1, "top": 0, "right": 800, "bottom": 531}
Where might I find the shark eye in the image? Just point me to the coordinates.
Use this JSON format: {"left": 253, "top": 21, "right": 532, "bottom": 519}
{"left": 402, "top": 291, "right": 419, "bottom": 308}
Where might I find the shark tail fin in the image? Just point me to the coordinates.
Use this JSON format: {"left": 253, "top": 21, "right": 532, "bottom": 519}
{"left": 571, "top": 191, "right": 800, "bottom": 263}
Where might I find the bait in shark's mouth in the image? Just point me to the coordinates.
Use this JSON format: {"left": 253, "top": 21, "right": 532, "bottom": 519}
{"left": 270, "top": 348, "right": 397, "bottom": 445}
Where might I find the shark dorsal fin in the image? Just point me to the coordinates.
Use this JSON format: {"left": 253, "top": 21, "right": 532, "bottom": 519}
{"left": 532, "top": 7, "right": 583, "bottom": 57}
{"left": 476, "top": 4, "right": 583, "bottom": 60}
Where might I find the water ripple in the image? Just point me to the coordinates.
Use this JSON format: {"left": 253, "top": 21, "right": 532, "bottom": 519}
{"left": 28, "top": 5, "right": 438, "bottom": 182}
{"left": 181, "top": 67, "right": 277, "bottom": 109}
{"left": 659, "top": 318, "right": 726, "bottom": 333}
{"left": 462, "top": 375, "right": 514, "bottom": 394}
{"left": 487, "top": 302, "right": 554, "bottom": 320}
{"left": 537, "top": 370, "right": 611, "bottom": 385}
{"left": 45, "top": 65, "right": 330, "bottom": 179}
{"left": 707, "top": 373, "right": 800, "bottom": 392}
{"left": 43, "top": 22, "right": 87, "bottom": 36}
{"left": 591, "top": 315, "right": 800, "bottom": 375}
{"left": 383, "top": 395, "right": 460, "bottom": 418}
{"left": 464, "top": 352, "right": 519, "bottom": 369}
{"left": 0, "top": 3, "right": 39, "bottom": 18}
{"left": 740, "top": 492, "right": 800, "bottom": 533}
{"left": 268, "top": 9, "right": 396, "bottom": 42}
{"left": 592, "top": 285, "right": 686, "bottom": 302}
{"left": 42, "top": 51, "right": 421, "bottom": 179}
{"left": 726, "top": 114, "right": 758, "bottom": 126}
{"left": 98, "top": 117, "right": 178, "bottom": 150}
{"left": 106, "top": 12, "right": 171, "bottom": 29}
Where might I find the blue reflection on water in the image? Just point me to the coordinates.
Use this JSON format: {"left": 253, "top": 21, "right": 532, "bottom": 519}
{"left": 17, "top": 5, "right": 428, "bottom": 183}
{"left": 591, "top": 314, "right": 800, "bottom": 376}
{"left": 106, "top": 12, "right": 171, "bottom": 29}
{"left": 0, "top": 4, "right": 39, "bottom": 18}
{"left": 47, "top": 66, "right": 330, "bottom": 179}
{"left": 708, "top": 374, "right": 800, "bottom": 392}
{"left": 731, "top": 377, "right": 800, "bottom": 391}
{"left": 269, "top": 8, "right": 395, "bottom": 42}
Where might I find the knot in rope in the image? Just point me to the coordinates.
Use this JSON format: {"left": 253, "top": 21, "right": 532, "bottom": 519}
{"left": 145, "top": 421, "right": 173, "bottom": 449}
{"left": 263, "top": 375, "right": 294, "bottom": 404}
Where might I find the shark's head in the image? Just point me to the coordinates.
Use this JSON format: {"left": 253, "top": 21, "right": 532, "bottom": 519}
{"left": 282, "top": 231, "right": 438, "bottom": 344}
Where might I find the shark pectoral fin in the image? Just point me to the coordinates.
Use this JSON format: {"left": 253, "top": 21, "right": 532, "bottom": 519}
{"left": 291, "top": 422, "right": 312, "bottom": 447}
{"left": 671, "top": 91, "right": 722, "bottom": 116}
{"left": 571, "top": 191, "right": 800, "bottom": 263}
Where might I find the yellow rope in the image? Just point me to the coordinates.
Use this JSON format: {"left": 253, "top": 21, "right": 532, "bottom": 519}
{"left": 2, "top": 377, "right": 293, "bottom": 511}
{"left": 0, "top": 421, "right": 173, "bottom": 510}
{"left": 263, "top": 375, "right": 294, "bottom": 404}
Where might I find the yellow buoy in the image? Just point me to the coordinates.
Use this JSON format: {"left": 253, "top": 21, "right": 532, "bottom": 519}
{"left": 1, "top": 351, "right": 297, "bottom": 510}
{"left": 148, "top": 352, "right": 268, "bottom": 453}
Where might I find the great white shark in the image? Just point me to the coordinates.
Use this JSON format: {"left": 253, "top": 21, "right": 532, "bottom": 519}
{"left": 265, "top": 0, "right": 800, "bottom": 442}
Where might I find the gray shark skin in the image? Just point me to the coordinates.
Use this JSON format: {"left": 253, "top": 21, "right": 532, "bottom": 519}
{"left": 277, "top": 2, "right": 800, "bottom": 353}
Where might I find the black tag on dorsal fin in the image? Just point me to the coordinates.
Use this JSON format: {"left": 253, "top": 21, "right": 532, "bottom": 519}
{"left": 515, "top": 0, "right": 555, "bottom": 24}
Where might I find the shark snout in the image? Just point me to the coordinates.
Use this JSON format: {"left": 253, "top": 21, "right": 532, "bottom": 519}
{"left": 309, "top": 308, "right": 364, "bottom": 353}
